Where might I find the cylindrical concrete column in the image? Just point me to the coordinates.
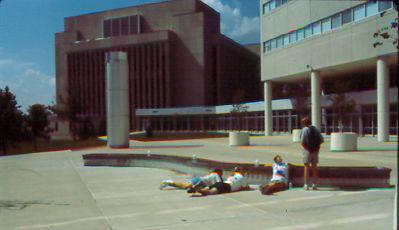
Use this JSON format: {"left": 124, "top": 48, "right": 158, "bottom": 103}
{"left": 377, "top": 57, "right": 389, "bottom": 142}
{"left": 106, "top": 51, "right": 129, "bottom": 148}
{"left": 311, "top": 71, "right": 321, "bottom": 129}
{"left": 264, "top": 81, "right": 272, "bottom": 136}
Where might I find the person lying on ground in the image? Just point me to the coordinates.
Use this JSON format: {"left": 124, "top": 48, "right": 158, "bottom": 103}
{"left": 259, "top": 155, "right": 291, "bottom": 195}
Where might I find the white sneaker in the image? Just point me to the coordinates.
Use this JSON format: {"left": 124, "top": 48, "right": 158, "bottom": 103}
{"left": 160, "top": 180, "right": 173, "bottom": 190}
{"left": 304, "top": 184, "right": 309, "bottom": 190}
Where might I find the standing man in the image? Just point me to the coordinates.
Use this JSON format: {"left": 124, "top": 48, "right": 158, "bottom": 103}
{"left": 300, "top": 117, "right": 324, "bottom": 190}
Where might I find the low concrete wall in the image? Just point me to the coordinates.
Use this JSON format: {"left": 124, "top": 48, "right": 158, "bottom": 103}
{"left": 292, "top": 129, "right": 301, "bottom": 143}
{"left": 83, "top": 153, "right": 392, "bottom": 188}
{"left": 331, "top": 132, "right": 358, "bottom": 151}
{"left": 229, "top": 132, "right": 250, "bottom": 146}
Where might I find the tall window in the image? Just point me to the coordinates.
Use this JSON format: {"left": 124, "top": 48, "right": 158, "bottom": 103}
{"left": 312, "top": 21, "right": 321, "bottom": 35}
{"left": 283, "top": 34, "right": 290, "bottom": 45}
{"left": 321, "top": 18, "right": 331, "bottom": 32}
{"left": 305, "top": 25, "right": 312, "bottom": 38}
{"left": 276, "top": 36, "right": 283, "bottom": 48}
{"left": 263, "top": 2, "right": 270, "bottom": 15}
{"left": 275, "top": 0, "right": 282, "bottom": 8}
{"left": 297, "top": 29, "right": 305, "bottom": 40}
{"left": 112, "top": 18, "right": 120, "bottom": 36}
{"left": 379, "top": 1, "right": 392, "bottom": 12}
{"left": 270, "top": 0, "right": 276, "bottom": 10}
{"left": 353, "top": 4, "right": 365, "bottom": 21}
{"left": 331, "top": 13, "right": 341, "bottom": 29}
{"left": 289, "top": 31, "right": 297, "bottom": 43}
{"left": 341, "top": 9, "right": 352, "bottom": 25}
{"left": 366, "top": 1, "right": 378, "bottom": 17}
{"left": 271, "top": 39, "right": 277, "bottom": 49}
{"left": 104, "top": 15, "right": 141, "bottom": 37}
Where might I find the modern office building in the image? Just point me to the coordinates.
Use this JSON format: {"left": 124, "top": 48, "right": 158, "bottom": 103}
{"left": 54, "top": 0, "right": 260, "bottom": 137}
{"left": 261, "top": 0, "right": 397, "bottom": 141}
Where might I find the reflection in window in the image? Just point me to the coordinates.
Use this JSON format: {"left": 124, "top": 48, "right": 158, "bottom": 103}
{"left": 271, "top": 39, "right": 276, "bottom": 49}
{"left": 277, "top": 36, "right": 283, "bottom": 48}
{"left": 366, "top": 1, "right": 378, "bottom": 17}
{"left": 378, "top": 1, "right": 392, "bottom": 12}
{"left": 270, "top": 0, "right": 276, "bottom": 10}
{"left": 341, "top": 9, "right": 352, "bottom": 25}
{"left": 331, "top": 14, "right": 341, "bottom": 29}
{"left": 321, "top": 18, "right": 331, "bottom": 32}
{"left": 284, "top": 34, "right": 290, "bottom": 45}
{"left": 353, "top": 4, "right": 365, "bottom": 22}
{"left": 312, "top": 21, "right": 321, "bottom": 35}
{"left": 297, "top": 29, "right": 305, "bottom": 40}
{"left": 289, "top": 31, "right": 297, "bottom": 43}
{"left": 305, "top": 25, "right": 312, "bottom": 38}
{"left": 263, "top": 2, "right": 270, "bottom": 14}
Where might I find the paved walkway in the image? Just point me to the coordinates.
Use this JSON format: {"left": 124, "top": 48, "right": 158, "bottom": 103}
{"left": 0, "top": 135, "right": 396, "bottom": 230}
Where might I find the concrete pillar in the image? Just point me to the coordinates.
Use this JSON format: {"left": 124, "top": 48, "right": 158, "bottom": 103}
{"left": 288, "top": 110, "right": 292, "bottom": 133}
{"left": 358, "top": 106, "right": 363, "bottom": 137}
{"left": 377, "top": 57, "right": 389, "bottom": 142}
{"left": 106, "top": 51, "right": 129, "bottom": 148}
{"left": 264, "top": 81, "right": 273, "bottom": 136}
{"left": 311, "top": 71, "right": 321, "bottom": 129}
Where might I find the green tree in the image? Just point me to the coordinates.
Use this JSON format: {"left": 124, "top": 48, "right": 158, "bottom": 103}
{"left": 0, "top": 86, "right": 23, "bottom": 155}
{"left": 328, "top": 80, "right": 356, "bottom": 132}
{"left": 230, "top": 89, "right": 249, "bottom": 131}
{"left": 27, "top": 104, "right": 51, "bottom": 151}
{"left": 55, "top": 92, "right": 82, "bottom": 141}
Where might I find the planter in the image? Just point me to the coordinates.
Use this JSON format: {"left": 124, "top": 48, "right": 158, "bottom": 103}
{"left": 330, "top": 132, "right": 358, "bottom": 151}
{"left": 229, "top": 132, "right": 250, "bottom": 146}
{"left": 292, "top": 129, "right": 302, "bottom": 143}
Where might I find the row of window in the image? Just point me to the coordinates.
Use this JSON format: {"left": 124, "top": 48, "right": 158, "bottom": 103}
{"left": 263, "top": 1, "right": 393, "bottom": 53}
{"left": 103, "top": 15, "right": 141, "bottom": 38}
{"left": 262, "top": 0, "right": 292, "bottom": 15}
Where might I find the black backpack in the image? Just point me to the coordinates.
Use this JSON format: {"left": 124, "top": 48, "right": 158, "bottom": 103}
{"left": 305, "top": 126, "right": 321, "bottom": 152}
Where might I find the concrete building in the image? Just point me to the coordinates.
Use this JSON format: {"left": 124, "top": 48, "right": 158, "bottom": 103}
{"left": 54, "top": 0, "right": 260, "bottom": 137}
{"left": 261, "top": 0, "right": 397, "bottom": 141}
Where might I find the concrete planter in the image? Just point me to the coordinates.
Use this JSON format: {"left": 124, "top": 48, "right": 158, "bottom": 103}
{"left": 330, "top": 132, "right": 358, "bottom": 151}
{"left": 229, "top": 132, "right": 250, "bottom": 146}
{"left": 292, "top": 129, "right": 302, "bottom": 143}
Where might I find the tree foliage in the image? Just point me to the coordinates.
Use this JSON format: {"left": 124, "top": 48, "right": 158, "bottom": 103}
{"left": 0, "top": 87, "right": 24, "bottom": 155}
{"left": 55, "top": 92, "right": 82, "bottom": 141}
{"left": 230, "top": 89, "right": 249, "bottom": 131}
{"left": 328, "top": 80, "right": 356, "bottom": 132}
{"left": 27, "top": 104, "right": 51, "bottom": 151}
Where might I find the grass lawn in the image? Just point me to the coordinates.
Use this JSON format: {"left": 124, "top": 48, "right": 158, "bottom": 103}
{"left": 1, "top": 138, "right": 106, "bottom": 156}
{"left": 130, "top": 132, "right": 229, "bottom": 142}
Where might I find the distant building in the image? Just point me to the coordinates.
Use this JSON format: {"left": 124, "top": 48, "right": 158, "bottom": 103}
{"left": 260, "top": 0, "right": 397, "bottom": 140}
{"left": 54, "top": 0, "right": 260, "bottom": 137}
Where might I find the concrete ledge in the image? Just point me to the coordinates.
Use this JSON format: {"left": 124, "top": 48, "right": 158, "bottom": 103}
{"left": 83, "top": 153, "right": 392, "bottom": 188}
{"left": 229, "top": 132, "right": 250, "bottom": 146}
{"left": 331, "top": 132, "right": 358, "bottom": 151}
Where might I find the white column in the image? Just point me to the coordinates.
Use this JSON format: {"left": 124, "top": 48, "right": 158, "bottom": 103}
{"left": 377, "top": 57, "right": 389, "bottom": 142}
{"left": 264, "top": 81, "right": 273, "bottom": 136}
{"left": 106, "top": 51, "right": 129, "bottom": 148}
{"left": 311, "top": 71, "right": 321, "bottom": 129}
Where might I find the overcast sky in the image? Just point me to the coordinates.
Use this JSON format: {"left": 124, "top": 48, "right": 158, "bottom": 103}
{"left": 0, "top": 0, "right": 260, "bottom": 112}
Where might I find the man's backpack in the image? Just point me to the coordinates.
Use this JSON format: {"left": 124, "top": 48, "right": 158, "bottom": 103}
{"left": 305, "top": 126, "right": 321, "bottom": 152}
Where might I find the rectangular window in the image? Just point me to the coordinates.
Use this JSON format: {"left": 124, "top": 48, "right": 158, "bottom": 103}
{"left": 297, "top": 29, "right": 305, "bottom": 40}
{"left": 270, "top": 0, "right": 276, "bottom": 10}
{"left": 366, "top": 1, "right": 378, "bottom": 16}
{"left": 282, "top": 0, "right": 288, "bottom": 4}
{"left": 305, "top": 25, "right": 312, "bottom": 38}
{"left": 331, "top": 13, "right": 341, "bottom": 29}
{"left": 271, "top": 39, "right": 277, "bottom": 49}
{"left": 263, "top": 2, "right": 270, "bottom": 14}
{"left": 121, "top": 17, "right": 129, "bottom": 35}
{"left": 312, "top": 21, "right": 321, "bottom": 35}
{"left": 379, "top": 1, "right": 392, "bottom": 12}
{"left": 111, "top": 18, "right": 120, "bottom": 36}
{"left": 321, "top": 18, "right": 331, "bottom": 32}
{"left": 276, "top": 36, "right": 283, "bottom": 48}
{"left": 263, "top": 41, "right": 267, "bottom": 53}
{"left": 283, "top": 34, "right": 290, "bottom": 45}
{"left": 130, "top": 15, "right": 139, "bottom": 34}
{"left": 353, "top": 4, "right": 365, "bottom": 21}
{"left": 275, "top": 0, "right": 281, "bottom": 8}
{"left": 104, "top": 20, "right": 111, "bottom": 37}
{"left": 265, "top": 41, "right": 271, "bottom": 51}
{"left": 289, "top": 31, "right": 297, "bottom": 43}
{"left": 341, "top": 9, "right": 352, "bottom": 25}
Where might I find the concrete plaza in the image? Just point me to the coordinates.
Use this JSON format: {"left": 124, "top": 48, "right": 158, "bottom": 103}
{"left": 0, "top": 134, "right": 397, "bottom": 230}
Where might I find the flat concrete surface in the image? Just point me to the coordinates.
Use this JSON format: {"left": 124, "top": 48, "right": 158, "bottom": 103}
{"left": 0, "top": 135, "right": 397, "bottom": 230}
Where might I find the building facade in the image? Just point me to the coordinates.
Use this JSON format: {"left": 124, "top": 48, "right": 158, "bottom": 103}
{"left": 54, "top": 0, "right": 260, "bottom": 136}
{"left": 261, "top": 0, "right": 397, "bottom": 141}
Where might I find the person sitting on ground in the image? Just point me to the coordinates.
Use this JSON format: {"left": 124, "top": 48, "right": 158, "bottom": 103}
{"left": 224, "top": 166, "right": 250, "bottom": 192}
{"left": 159, "top": 167, "right": 223, "bottom": 193}
{"left": 259, "top": 155, "right": 290, "bottom": 195}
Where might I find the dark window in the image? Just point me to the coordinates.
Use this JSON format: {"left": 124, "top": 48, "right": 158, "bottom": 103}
{"left": 341, "top": 9, "right": 352, "bottom": 25}
{"left": 121, "top": 17, "right": 129, "bottom": 35}
{"left": 275, "top": 0, "right": 281, "bottom": 7}
{"left": 130, "top": 15, "right": 139, "bottom": 34}
{"left": 379, "top": 1, "right": 392, "bottom": 11}
{"left": 104, "top": 20, "right": 111, "bottom": 37}
{"left": 112, "top": 18, "right": 120, "bottom": 36}
{"left": 282, "top": 0, "right": 288, "bottom": 4}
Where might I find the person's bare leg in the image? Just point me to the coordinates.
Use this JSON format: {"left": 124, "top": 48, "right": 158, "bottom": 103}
{"left": 311, "top": 163, "right": 318, "bottom": 190}
{"left": 304, "top": 163, "right": 310, "bottom": 190}
{"left": 198, "top": 187, "right": 218, "bottom": 196}
{"left": 170, "top": 181, "right": 192, "bottom": 189}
